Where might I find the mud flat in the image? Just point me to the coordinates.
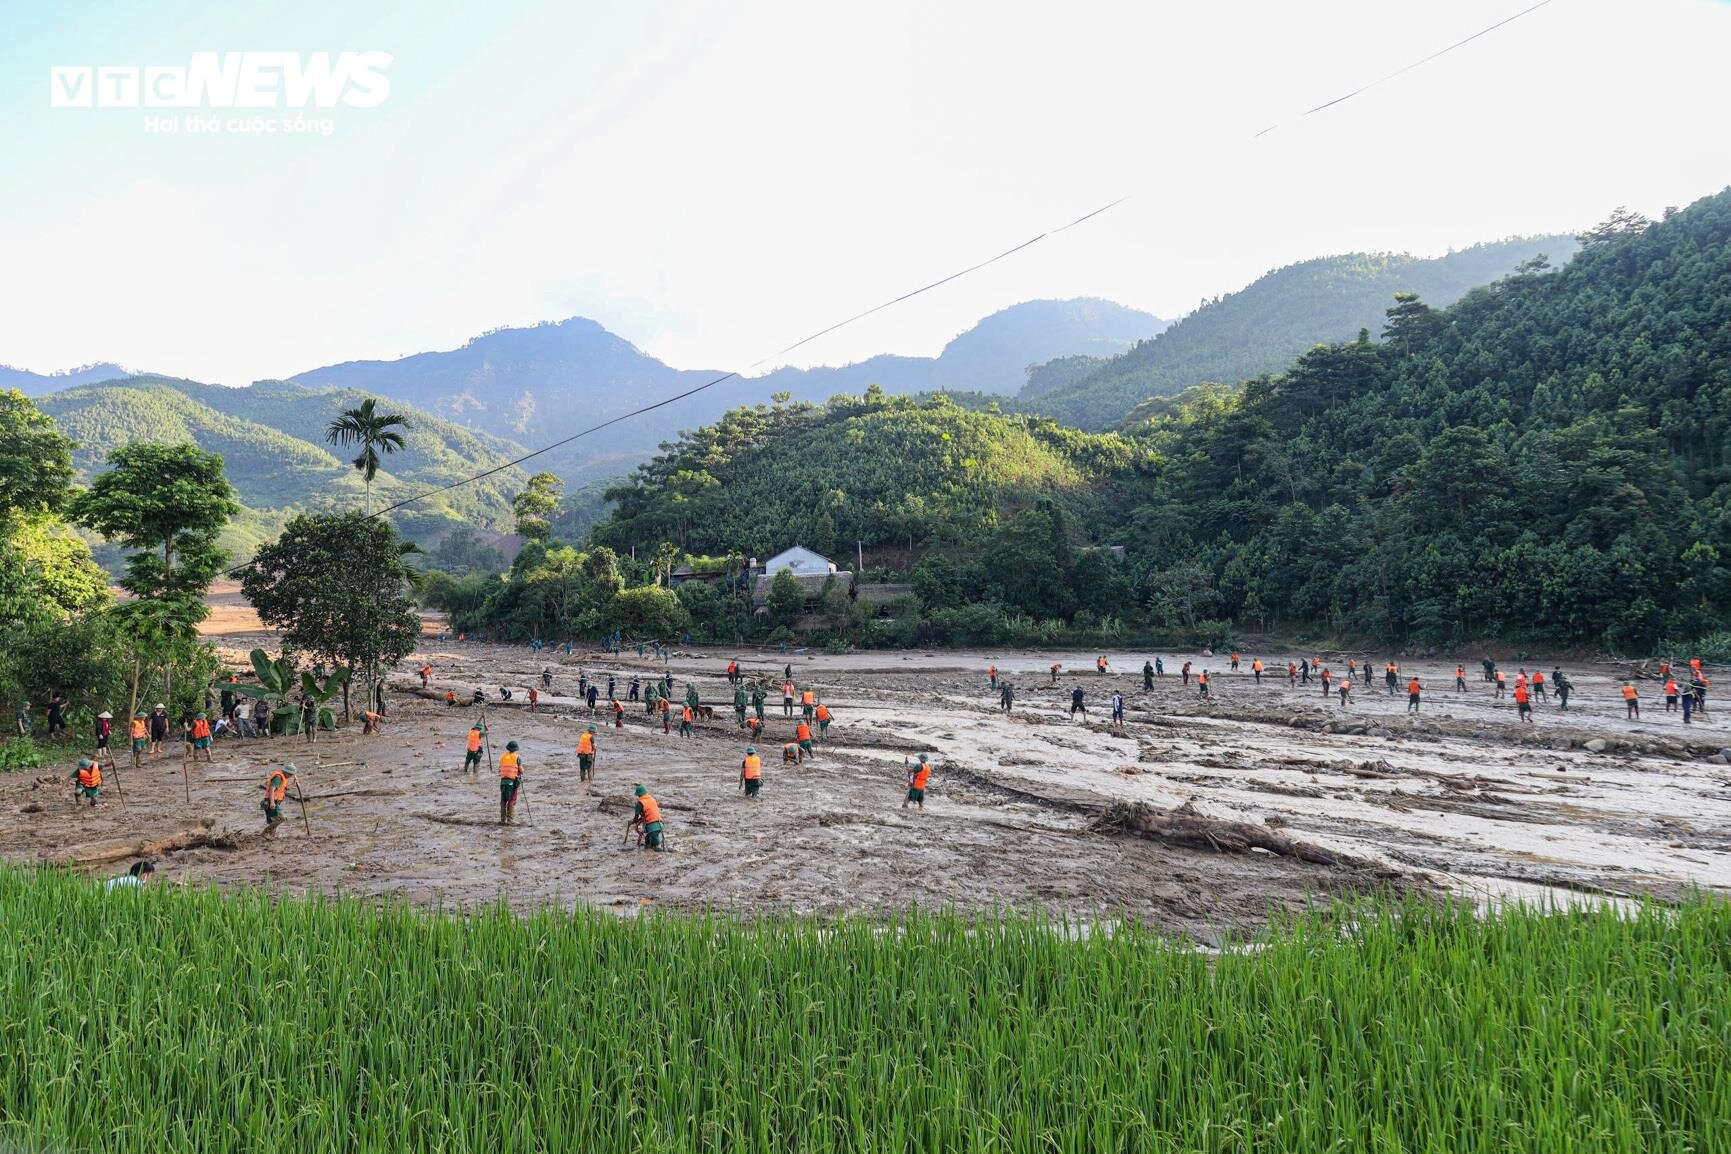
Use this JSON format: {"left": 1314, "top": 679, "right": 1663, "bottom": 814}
{"left": 7, "top": 633, "right": 1726, "bottom": 936}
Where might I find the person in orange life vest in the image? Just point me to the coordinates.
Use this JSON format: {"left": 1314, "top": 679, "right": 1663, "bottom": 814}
{"left": 527, "top": 686, "right": 539, "bottom": 714}
{"left": 186, "top": 712, "right": 214, "bottom": 762}
{"left": 1659, "top": 660, "right": 1672, "bottom": 679}
{"left": 419, "top": 664, "right": 433, "bottom": 688}
{"left": 498, "top": 741, "right": 523, "bottom": 824}
{"left": 612, "top": 699, "right": 625, "bottom": 729}
{"left": 361, "top": 710, "right": 383, "bottom": 735}
{"left": 1197, "top": 670, "right": 1210, "bottom": 699}
{"left": 1407, "top": 677, "right": 1422, "bottom": 713}
{"left": 1347, "top": 658, "right": 1357, "bottom": 677}
{"left": 1513, "top": 681, "right": 1533, "bottom": 723}
{"left": 740, "top": 745, "right": 763, "bottom": 798}
{"left": 1531, "top": 670, "right": 1546, "bottom": 699}
{"left": 1251, "top": 658, "right": 1263, "bottom": 684}
{"left": 463, "top": 723, "right": 485, "bottom": 773}
{"left": 904, "top": 753, "right": 932, "bottom": 810}
{"left": 800, "top": 687, "right": 816, "bottom": 720}
{"left": 631, "top": 784, "right": 665, "bottom": 850}
{"left": 1665, "top": 678, "right": 1680, "bottom": 712}
{"left": 1097, "top": 655, "right": 1109, "bottom": 674}
{"left": 129, "top": 711, "right": 149, "bottom": 760}
{"left": 1622, "top": 682, "right": 1639, "bottom": 719}
{"left": 727, "top": 659, "right": 739, "bottom": 684}
{"left": 577, "top": 725, "right": 598, "bottom": 781}
{"left": 796, "top": 719, "right": 814, "bottom": 758}
{"left": 69, "top": 757, "right": 102, "bottom": 806}
{"left": 1287, "top": 661, "right": 1298, "bottom": 687}
{"left": 261, "top": 764, "right": 296, "bottom": 828}
{"left": 659, "top": 696, "right": 671, "bottom": 734}
{"left": 746, "top": 715, "right": 764, "bottom": 741}
{"left": 1050, "top": 662, "right": 1062, "bottom": 684}
{"left": 814, "top": 701, "right": 832, "bottom": 740}
{"left": 445, "top": 689, "right": 457, "bottom": 707}
{"left": 1229, "top": 653, "right": 1239, "bottom": 672}
{"left": 1320, "top": 666, "right": 1332, "bottom": 697}
{"left": 1494, "top": 670, "right": 1506, "bottom": 699}
{"left": 783, "top": 741, "right": 802, "bottom": 765}
{"left": 1455, "top": 664, "right": 1467, "bottom": 693}
{"left": 988, "top": 664, "right": 998, "bottom": 689}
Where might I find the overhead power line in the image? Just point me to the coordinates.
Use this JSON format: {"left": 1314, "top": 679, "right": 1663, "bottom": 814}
{"left": 354, "top": 0, "right": 1565, "bottom": 522}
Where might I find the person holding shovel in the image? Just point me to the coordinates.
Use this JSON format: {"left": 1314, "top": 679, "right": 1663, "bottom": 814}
{"left": 498, "top": 741, "right": 524, "bottom": 824}
{"left": 630, "top": 784, "right": 665, "bottom": 851}
{"left": 262, "top": 765, "right": 297, "bottom": 830}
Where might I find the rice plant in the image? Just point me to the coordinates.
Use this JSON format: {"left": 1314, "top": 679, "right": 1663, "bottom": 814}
{"left": 0, "top": 868, "right": 1726, "bottom": 1152}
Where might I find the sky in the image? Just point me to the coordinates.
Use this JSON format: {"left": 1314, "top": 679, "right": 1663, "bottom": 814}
{"left": 2, "top": 0, "right": 1729, "bottom": 386}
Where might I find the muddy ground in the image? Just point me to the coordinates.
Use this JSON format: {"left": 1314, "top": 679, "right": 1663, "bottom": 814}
{"left": 6, "top": 604, "right": 1729, "bottom": 935}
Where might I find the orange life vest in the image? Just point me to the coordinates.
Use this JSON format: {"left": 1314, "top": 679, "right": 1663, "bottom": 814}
{"left": 499, "top": 751, "right": 521, "bottom": 780}
{"left": 682, "top": 706, "right": 692, "bottom": 722}
{"left": 1455, "top": 666, "right": 1464, "bottom": 678}
{"left": 1622, "top": 685, "right": 1638, "bottom": 700}
{"left": 783, "top": 743, "right": 799, "bottom": 760}
{"left": 742, "top": 754, "right": 762, "bottom": 780}
{"left": 77, "top": 763, "right": 102, "bottom": 789}
{"left": 1533, "top": 672, "right": 1544, "bottom": 685}
{"left": 910, "top": 764, "right": 931, "bottom": 789}
{"left": 467, "top": 731, "right": 483, "bottom": 752}
{"left": 637, "top": 793, "right": 662, "bottom": 824}
{"left": 1252, "top": 661, "right": 1262, "bottom": 672}
{"left": 796, "top": 722, "right": 811, "bottom": 741}
{"left": 1665, "top": 679, "right": 1678, "bottom": 695}
{"left": 815, "top": 705, "right": 831, "bottom": 722}
{"left": 801, "top": 690, "right": 815, "bottom": 706}
{"left": 577, "top": 733, "right": 595, "bottom": 755}
{"left": 1408, "top": 680, "right": 1420, "bottom": 694}
{"left": 1514, "top": 685, "right": 1529, "bottom": 704}
{"left": 265, "top": 772, "right": 291, "bottom": 803}
{"left": 130, "top": 719, "right": 147, "bottom": 740}
{"left": 191, "top": 718, "right": 210, "bottom": 739}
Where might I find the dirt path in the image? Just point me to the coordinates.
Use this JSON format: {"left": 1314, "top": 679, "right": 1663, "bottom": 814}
{"left": 6, "top": 639, "right": 1726, "bottom": 934}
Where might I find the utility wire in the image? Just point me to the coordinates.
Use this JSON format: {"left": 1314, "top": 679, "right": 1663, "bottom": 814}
{"left": 359, "top": 0, "right": 1562, "bottom": 521}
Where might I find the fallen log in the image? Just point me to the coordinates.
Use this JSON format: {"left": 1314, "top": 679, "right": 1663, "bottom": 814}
{"left": 47, "top": 819, "right": 233, "bottom": 868}
{"left": 1090, "top": 799, "right": 1372, "bottom": 869}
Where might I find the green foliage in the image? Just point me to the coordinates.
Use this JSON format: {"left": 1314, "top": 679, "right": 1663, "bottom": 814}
{"left": 232, "top": 648, "right": 343, "bottom": 734}
{"left": 767, "top": 569, "right": 804, "bottom": 624}
{"left": 1024, "top": 236, "right": 1580, "bottom": 429}
{"left": 325, "top": 396, "right": 410, "bottom": 510}
{"left": 0, "top": 737, "right": 45, "bottom": 772}
{"left": 240, "top": 514, "right": 422, "bottom": 714}
{"left": 0, "top": 389, "right": 75, "bottom": 516}
{"left": 597, "top": 392, "right": 1135, "bottom": 558}
{"left": 603, "top": 585, "right": 690, "bottom": 639}
{"left": 512, "top": 471, "right": 563, "bottom": 541}
{"left": 6, "top": 873, "right": 1728, "bottom": 1152}
{"left": 426, "top": 525, "right": 505, "bottom": 577}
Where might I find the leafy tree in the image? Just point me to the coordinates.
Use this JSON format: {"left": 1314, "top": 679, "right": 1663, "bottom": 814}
{"left": 429, "top": 525, "right": 505, "bottom": 576}
{"left": 512, "top": 471, "right": 563, "bottom": 541}
{"left": 604, "top": 586, "right": 690, "bottom": 638}
{"left": 0, "top": 389, "right": 75, "bottom": 515}
{"left": 239, "top": 512, "right": 423, "bottom": 717}
{"left": 911, "top": 556, "right": 963, "bottom": 611}
{"left": 768, "top": 569, "right": 805, "bottom": 624}
{"left": 325, "top": 397, "right": 410, "bottom": 513}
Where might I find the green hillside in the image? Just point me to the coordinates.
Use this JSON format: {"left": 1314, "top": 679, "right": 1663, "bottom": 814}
{"left": 36, "top": 377, "right": 530, "bottom": 555}
{"left": 596, "top": 387, "right": 1139, "bottom": 561}
{"left": 1023, "top": 236, "right": 1579, "bottom": 429}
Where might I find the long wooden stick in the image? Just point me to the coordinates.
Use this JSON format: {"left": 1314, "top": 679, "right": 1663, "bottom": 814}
{"left": 104, "top": 753, "right": 128, "bottom": 812}
{"left": 291, "top": 778, "right": 312, "bottom": 837}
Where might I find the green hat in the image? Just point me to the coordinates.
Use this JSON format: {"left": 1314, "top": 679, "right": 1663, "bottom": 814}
{"left": 506, "top": 740, "right": 519, "bottom": 752}
{"left": 745, "top": 745, "right": 757, "bottom": 754}
{"left": 634, "top": 784, "right": 646, "bottom": 796}
{"left": 77, "top": 757, "right": 92, "bottom": 769}
{"left": 283, "top": 763, "right": 298, "bottom": 774}
{"left": 471, "top": 722, "right": 483, "bottom": 730}
{"left": 587, "top": 724, "right": 597, "bottom": 732}
{"left": 196, "top": 712, "right": 207, "bottom": 719}
{"left": 133, "top": 711, "right": 145, "bottom": 719}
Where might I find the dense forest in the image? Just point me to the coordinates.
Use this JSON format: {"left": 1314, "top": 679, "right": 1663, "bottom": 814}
{"left": 549, "top": 189, "right": 1731, "bottom": 653}
{"left": 1021, "top": 236, "right": 1577, "bottom": 430}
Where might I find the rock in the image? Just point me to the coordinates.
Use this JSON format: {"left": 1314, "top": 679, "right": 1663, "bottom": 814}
{"left": 1707, "top": 753, "right": 1728, "bottom": 766}
{"left": 1583, "top": 739, "right": 1608, "bottom": 753}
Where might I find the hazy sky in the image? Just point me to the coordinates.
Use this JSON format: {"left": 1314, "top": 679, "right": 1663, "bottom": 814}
{"left": 3, "top": 0, "right": 1729, "bottom": 385}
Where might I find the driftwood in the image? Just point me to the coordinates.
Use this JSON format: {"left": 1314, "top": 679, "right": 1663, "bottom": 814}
{"left": 48, "top": 819, "right": 233, "bottom": 868}
{"left": 1091, "top": 799, "right": 1371, "bottom": 868}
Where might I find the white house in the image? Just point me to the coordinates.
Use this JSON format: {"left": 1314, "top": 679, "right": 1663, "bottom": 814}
{"left": 762, "top": 546, "right": 836, "bottom": 577}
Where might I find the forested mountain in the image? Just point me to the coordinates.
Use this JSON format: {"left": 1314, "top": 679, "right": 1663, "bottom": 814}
{"left": 586, "top": 189, "right": 1731, "bottom": 653}
{"left": 36, "top": 377, "right": 529, "bottom": 555}
{"left": 1022, "top": 236, "right": 1579, "bottom": 429}
{"left": 289, "top": 302, "right": 1161, "bottom": 480}
{"left": 0, "top": 362, "right": 134, "bottom": 397}
{"left": 754, "top": 299, "right": 1164, "bottom": 399}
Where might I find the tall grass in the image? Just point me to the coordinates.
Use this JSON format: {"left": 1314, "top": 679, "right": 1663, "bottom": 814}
{"left": 1, "top": 869, "right": 1726, "bottom": 1152}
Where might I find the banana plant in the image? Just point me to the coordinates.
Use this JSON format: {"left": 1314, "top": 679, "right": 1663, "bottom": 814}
{"left": 232, "top": 649, "right": 347, "bottom": 735}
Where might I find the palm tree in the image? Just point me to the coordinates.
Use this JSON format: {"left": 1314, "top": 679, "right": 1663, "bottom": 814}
{"left": 325, "top": 398, "right": 410, "bottom": 513}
